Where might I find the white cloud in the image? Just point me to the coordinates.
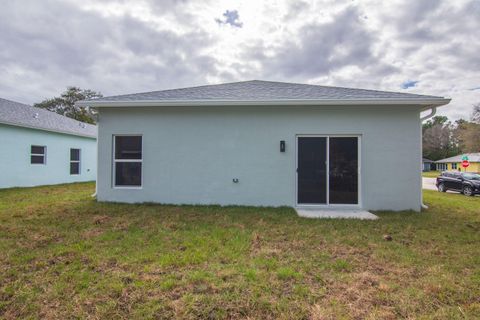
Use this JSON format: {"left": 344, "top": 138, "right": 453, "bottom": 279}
{"left": 0, "top": 0, "right": 479, "bottom": 120}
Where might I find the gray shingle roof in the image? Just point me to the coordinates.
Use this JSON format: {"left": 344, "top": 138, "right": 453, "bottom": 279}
{"left": 0, "top": 98, "right": 96, "bottom": 138}
{"left": 80, "top": 80, "right": 448, "bottom": 106}
{"left": 436, "top": 153, "right": 480, "bottom": 163}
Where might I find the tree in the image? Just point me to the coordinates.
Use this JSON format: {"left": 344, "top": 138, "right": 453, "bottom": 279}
{"left": 456, "top": 122, "right": 480, "bottom": 152}
{"left": 455, "top": 104, "right": 480, "bottom": 153}
{"left": 422, "top": 115, "right": 449, "bottom": 131}
{"left": 34, "top": 87, "right": 102, "bottom": 124}
{"left": 422, "top": 116, "right": 460, "bottom": 160}
{"left": 422, "top": 105, "right": 480, "bottom": 159}
{"left": 472, "top": 104, "right": 480, "bottom": 124}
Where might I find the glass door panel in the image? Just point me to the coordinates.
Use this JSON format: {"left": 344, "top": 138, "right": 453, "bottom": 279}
{"left": 329, "top": 137, "right": 358, "bottom": 204}
{"left": 297, "top": 137, "right": 327, "bottom": 204}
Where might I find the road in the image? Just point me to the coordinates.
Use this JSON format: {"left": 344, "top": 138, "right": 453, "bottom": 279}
{"left": 422, "top": 177, "right": 437, "bottom": 190}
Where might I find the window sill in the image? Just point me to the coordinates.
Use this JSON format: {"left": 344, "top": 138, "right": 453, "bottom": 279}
{"left": 113, "top": 186, "right": 143, "bottom": 190}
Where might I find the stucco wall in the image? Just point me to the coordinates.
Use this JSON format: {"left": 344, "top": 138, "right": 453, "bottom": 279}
{"left": 0, "top": 124, "right": 96, "bottom": 188}
{"left": 97, "top": 105, "right": 422, "bottom": 211}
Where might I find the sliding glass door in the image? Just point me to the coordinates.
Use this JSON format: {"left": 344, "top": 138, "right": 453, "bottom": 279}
{"left": 297, "top": 136, "right": 359, "bottom": 206}
{"left": 329, "top": 137, "right": 358, "bottom": 204}
{"left": 297, "top": 137, "right": 327, "bottom": 204}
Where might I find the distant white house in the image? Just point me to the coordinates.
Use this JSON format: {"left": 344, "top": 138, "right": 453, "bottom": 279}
{"left": 0, "top": 98, "right": 97, "bottom": 188}
{"left": 78, "top": 80, "right": 450, "bottom": 212}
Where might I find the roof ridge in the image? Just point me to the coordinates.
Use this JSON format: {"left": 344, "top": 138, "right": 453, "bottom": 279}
{"left": 245, "top": 80, "right": 440, "bottom": 99}
{"left": 86, "top": 80, "right": 259, "bottom": 102}
{"left": 86, "top": 80, "right": 443, "bottom": 102}
{"left": 0, "top": 97, "right": 31, "bottom": 108}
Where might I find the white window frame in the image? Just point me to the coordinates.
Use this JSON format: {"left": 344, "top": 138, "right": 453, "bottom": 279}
{"left": 31, "top": 145, "right": 46, "bottom": 165}
{"left": 70, "top": 148, "right": 81, "bottom": 175}
{"left": 112, "top": 134, "right": 143, "bottom": 189}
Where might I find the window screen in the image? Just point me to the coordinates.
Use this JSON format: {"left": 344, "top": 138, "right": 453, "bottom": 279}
{"left": 114, "top": 136, "right": 142, "bottom": 187}
{"left": 115, "top": 136, "right": 142, "bottom": 159}
{"left": 31, "top": 145, "right": 46, "bottom": 164}
{"left": 70, "top": 148, "right": 80, "bottom": 174}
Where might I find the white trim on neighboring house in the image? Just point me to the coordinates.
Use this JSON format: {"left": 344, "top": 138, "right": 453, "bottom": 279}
{"left": 112, "top": 134, "right": 143, "bottom": 190}
{"left": 295, "top": 134, "right": 362, "bottom": 209}
{"left": 0, "top": 120, "right": 96, "bottom": 139}
{"left": 78, "top": 98, "right": 451, "bottom": 109}
{"left": 437, "top": 163, "right": 447, "bottom": 171}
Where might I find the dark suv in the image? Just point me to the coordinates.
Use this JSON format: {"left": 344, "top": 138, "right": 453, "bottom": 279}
{"left": 436, "top": 171, "right": 480, "bottom": 196}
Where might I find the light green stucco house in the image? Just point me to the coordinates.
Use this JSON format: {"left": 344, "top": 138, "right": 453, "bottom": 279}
{"left": 0, "top": 98, "right": 97, "bottom": 188}
{"left": 79, "top": 80, "right": 450, "bottom": 212}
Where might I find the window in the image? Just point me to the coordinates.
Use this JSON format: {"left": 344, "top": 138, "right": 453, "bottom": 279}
{"left": 452, "top": 163, "right": 457, "bottom": 170}
{"left": 70, "top": 148, "right": 80, "bottom": 175}
{"left": 31, "top": 145, "right": 46, "bottom": 164}
{"left": 113, "top": 135, "right": 142, "bottom": 187}
{"left": 463, "top": 173, "right": 480, "bottom": 180}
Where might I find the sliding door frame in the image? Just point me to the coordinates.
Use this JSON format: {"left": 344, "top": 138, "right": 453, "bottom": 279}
{"left": 295, "top": 134, "right": 362, "bottom": 208}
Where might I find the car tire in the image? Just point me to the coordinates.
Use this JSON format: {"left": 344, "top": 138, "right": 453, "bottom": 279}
{"left": 438, "top": 183, "right": 447, "bottom": 192}
{"left": 463, "top": 185, "right": 474, "bottom": 196}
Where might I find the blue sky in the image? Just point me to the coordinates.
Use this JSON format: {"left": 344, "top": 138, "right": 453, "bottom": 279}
{"left": 216, "top": 10, "right": 243, "bottom": 28}
{"left": 401, "top": 80, "right": 419, "bottom": 89}
{"left": 0, "top": 0, "right": 479, "bottom": 120}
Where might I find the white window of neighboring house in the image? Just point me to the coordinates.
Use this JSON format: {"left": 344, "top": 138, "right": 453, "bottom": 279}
{"left": 31, "top": 145, "right": 46, "bottom": 164}
{"left": 113, "top": 135, "right": 142, "bottom": 187}
{"left": 452, "top": 163, "right": 457, "bottom": 170}
{"left": 70, "top": 148, "right": 81, "bottom": 175}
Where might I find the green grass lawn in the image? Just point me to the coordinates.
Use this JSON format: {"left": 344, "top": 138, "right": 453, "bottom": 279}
{"left": 1, "top": 183, "right": 479, "bottom": 319}
{"left": 422, "top": 171, "right": 441, "bottom": 178}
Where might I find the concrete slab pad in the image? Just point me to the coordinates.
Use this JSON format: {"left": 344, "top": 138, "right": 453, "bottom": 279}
{"left": 295, "top": 208, "right": 379, "bottom": 220}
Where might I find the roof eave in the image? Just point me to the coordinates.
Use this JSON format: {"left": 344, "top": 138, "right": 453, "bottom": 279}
{"left": 77, "top": 98, "right": 451, "bottom": 108}
{"left": 0, "top": 120, "right": 97, "bottom": 139}
{"left": 436, "top": 158, "right": 480, "bottom": 163}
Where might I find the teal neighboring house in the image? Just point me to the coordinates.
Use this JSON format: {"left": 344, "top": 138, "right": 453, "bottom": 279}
{"left": 0, "top": 98, "right": 97, "bottom": 189}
